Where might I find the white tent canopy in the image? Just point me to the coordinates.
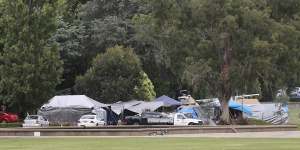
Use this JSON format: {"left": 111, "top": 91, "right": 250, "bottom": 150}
{"left": 42, "top": 95, "right": 107, "bottom": 109}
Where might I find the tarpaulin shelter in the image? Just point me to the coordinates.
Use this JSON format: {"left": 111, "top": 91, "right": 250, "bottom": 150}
{"left": 248, "top": 103, "right": 288, "bottom": 124}
{"left": 109, "top": 100, "right": 143, "bottom": 115}
{"left": 126, "top": 101, "right": 164, "bottom": 114}
{"left": 229, "top": 100, "right": 252, "bottom": 116}
{"left": 154, "top": 95, "right": 181, "bottom": 107}
{"left": 38, "top": 95, "right": 107, "bottom": 125}
{"left": 106, "top": 100, "right": 144, "bottom": 123}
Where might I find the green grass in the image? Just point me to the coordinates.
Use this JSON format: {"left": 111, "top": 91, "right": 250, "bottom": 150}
{"left": 247, "top": 118, "right": 271, "bottom": 125}
{"left": 288, "top": 108, "right": 300, "bottom": 130}
{"left": 0, "top": 122, "right": 22, "bottom": 128}
{"left": 0, "top": 138, "right": 299, "bottom": 150}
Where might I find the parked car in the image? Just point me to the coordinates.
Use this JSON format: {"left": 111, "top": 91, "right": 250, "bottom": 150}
{"left": 0, "top": 112, "right": 18, "bottom": 123}
{"left": 290, "top": 87, "right": 300, "bottom": 100}
{"left": 77, "top": 114, "right": 106, "bottom": 127}
{"left": 123, "top": 112, "right": 203, "bottom": 126}
{"left": 22, "top": 115, "right": 49, "bottom": 127}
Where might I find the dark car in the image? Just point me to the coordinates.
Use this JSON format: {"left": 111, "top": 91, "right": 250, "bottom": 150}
{"left": 0, "top": 112, "right": 19, "bottom": 123}
{"left": 123, "top": 112, "right": 173, "bottom": 125}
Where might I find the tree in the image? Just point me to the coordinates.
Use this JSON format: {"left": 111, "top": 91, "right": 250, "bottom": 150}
{"left": 75, "top": 45, "right": 155, "bottom": 103}
{"left": 50, "top": 19, "right": 88, "bottom": 91}
{"left": 53, "top": 0, "right": 143, "bottom": 91}
{"left": 0, "top": 0, "right": 63, "bottom": 114}
{"left": 134, "top": 72, "right": 156, "bottom": 101}
{"left": 136, "top": 0, "right": 300, "bottom": 124}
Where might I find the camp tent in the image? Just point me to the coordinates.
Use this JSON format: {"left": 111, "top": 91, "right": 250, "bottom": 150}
{"left": 41, "top": 95, "right": 107, "bottom": 109}
{"left": 38, "top": 95, "right": 107, "bottom": 124}
{"left": 154, "top": 95, "right": 181, "bottom": 107}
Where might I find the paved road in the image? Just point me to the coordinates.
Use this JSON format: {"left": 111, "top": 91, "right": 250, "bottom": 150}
{"left": 165, "top": 131, "right": 300, "bottom": 138}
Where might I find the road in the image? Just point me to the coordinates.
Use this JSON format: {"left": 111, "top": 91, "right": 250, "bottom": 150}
{"left": 165, "top": 131, "right": 300, "bottom": 138}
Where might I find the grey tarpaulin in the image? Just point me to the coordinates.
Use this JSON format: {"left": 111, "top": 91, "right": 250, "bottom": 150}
{"left": 248, "top": 103, "right": 288, "bottom": 124}
{"left": 154, "top": 95, "right": 181, "bottom": 107}
{"left": 109, "top": 100, "right": 143, "bottom": 115}
{"left": 38, "top": 95, "right": 107, "bottom": 125}
{"left": 41, "top": 95, "right": 107, "bottom": 108}
{"left": 126, "top": 101, "right": 164, "bottom": 114}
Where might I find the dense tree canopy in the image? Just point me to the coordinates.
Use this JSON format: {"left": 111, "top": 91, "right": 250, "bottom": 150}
{"left": 0, "top": 0, "right": 63, "bottom": 114}
{"left": 0, "top": 0, "right": 300, "bottom": 121}
{"left": 134, "top": 0, "right": 300, "bottom": 123}
{"left": 75, "top": 46, "right": 156, "bottom": 103}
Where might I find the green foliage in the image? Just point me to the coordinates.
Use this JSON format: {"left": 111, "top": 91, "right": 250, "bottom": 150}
{"left": 75, "top": 45, "right": 155, "bottom": 103}
{"left": 134, "top": 72, "right": 156, "bottom": 101}
{"left": 138, "top": 0, "right": 300, "bottom": 98}
{"left": 136, "top": 0, "right": 300, "bottom": 123}
{"left": 53, "top": 0, "right": 144, "bottom": 91}
{"left": 0, "top": 0, "right": 63, "bottom": 113}
{"left": 1, "top": 0, "right": 300, "bottom": 115}
{"left": 51, "top": 19, "right": 88, "bottom": 89}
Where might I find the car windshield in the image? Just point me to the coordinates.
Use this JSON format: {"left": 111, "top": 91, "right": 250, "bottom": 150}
{"left": 27, "top": 115, "right": 38, "bottom": 120}
{"left": 183, "top": 113, "right": 193, "bottom": 119}
{"left": 81, "top": 115, "right": 95, "bottom": 119}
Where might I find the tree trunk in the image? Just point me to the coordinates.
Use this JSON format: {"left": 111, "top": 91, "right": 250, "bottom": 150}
{"left": 220, "top": 99, "right": 230, "bottom": 124}
{"left": 219, "top": 32, "right": 232, "bottom": 124}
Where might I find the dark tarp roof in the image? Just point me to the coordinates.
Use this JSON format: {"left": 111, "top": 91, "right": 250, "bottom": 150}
{"left": 126, "top": 101, "right": 164, "bottom": 114}
{"left": 154, "top": 95, "right": 181, "bottom": 107}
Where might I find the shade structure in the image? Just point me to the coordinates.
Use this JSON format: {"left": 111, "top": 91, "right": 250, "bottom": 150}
{"left": 229, "top": 100, "right": 252, "bottom": 116}
{"left": 39, "top": 95, "right": 107, "bottom": 124}
{"left": 109, "top": 100, "right": 143, "bottom": 115}
{"left": 126, "top": 101, "right": 164, "bottom": 114}
{"left": 41, "top": 95, "right": 107, "bottom": 109}
{"left": 154, "top": 95, "right": 181, "bottom": 107}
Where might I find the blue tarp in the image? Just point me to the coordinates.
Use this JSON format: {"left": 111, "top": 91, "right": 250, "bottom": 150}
{"left": 229, "top": 100, "right": 252, "bottom": 116}
{"left": 177, "top": 106, "right": 201, "bottom": 119}
{"left": 154, "top": 95, "right": 181, "bottom": 107}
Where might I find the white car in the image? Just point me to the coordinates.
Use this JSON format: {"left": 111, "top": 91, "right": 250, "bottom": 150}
{"left": 77, "top": 115, "right": 106, "bottom": 127}
{"left": 173, "top": 113, "right": 203, "bottom": 126}
{"left": 22, "top": 115, "right": 49, "bottom": 127}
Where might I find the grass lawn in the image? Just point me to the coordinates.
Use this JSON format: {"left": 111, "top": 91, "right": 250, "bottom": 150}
{"left": 288, "top": 108, "right": 300, "bottom": 129}
{"left": 0, "top": 138, "right": 299, "bottom": 150}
